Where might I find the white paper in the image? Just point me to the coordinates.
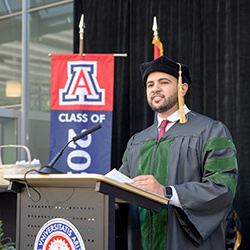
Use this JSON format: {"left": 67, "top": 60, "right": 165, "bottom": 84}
{"left": 105, "top": 169, "right": 133, "bottom": 184}
{"left": 105, "top": 169, "right": 166, "bottom": 199}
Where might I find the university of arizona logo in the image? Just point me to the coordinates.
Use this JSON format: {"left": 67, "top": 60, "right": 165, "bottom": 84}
{"left": 34, "top": 218, "right": 86, "bottom": 250}
{"left": 59, "top": 61, "right": 105, "bottom": 106}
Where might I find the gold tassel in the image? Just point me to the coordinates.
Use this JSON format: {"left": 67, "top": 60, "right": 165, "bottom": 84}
{"left": 233, "top": 211, "right": 242, "bottom": 250}
{"left": 177, "top": 63, "right": 187, "bottom": 124}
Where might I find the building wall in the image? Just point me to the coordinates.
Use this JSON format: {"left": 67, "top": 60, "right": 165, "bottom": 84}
{"left": 0, "top": 0, "right": 74, "bottom": 165}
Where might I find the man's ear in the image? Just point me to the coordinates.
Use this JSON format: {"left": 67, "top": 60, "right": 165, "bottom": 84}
{"left": 182, "top": 83, "right": 189, "bottom": 97}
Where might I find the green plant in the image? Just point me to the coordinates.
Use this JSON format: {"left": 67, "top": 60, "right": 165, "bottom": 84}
{"left": 0, "top": 220, "right": 15, "bottom": 250}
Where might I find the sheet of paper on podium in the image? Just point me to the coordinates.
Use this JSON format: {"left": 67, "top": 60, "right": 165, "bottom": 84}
{"left": 105, "top": 168, "right": 133, "bottom": 184}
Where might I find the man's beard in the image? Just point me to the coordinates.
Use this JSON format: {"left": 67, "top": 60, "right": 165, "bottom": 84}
{"left": 148, "top": 91, "right": 178, "bottom": 114}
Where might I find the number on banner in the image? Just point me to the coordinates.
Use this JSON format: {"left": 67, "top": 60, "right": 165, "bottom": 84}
{"left": 67, "top": 128, "right": 92, "bottom": 171}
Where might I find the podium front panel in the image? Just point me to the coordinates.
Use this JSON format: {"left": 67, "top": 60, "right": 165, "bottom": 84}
{"left": 17, "top": 186, "right": 108, "bottom": 250}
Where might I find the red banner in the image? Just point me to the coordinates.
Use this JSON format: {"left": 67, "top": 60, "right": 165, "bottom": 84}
{"left": 50, "top": 54, "right": 114, "bottom": 174}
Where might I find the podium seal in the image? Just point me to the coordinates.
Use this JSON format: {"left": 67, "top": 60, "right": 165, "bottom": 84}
{"left": 34, "top": 218, "right": 86, "bottom": 250}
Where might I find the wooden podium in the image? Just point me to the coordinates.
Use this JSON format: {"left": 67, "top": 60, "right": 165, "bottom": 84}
{"left": 5, "top": 173, "right": 168, "bottom": 250}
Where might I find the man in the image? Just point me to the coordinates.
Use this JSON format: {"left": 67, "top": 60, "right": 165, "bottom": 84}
{"left": 119, "top": 56, "right": 239, "bottom": 249}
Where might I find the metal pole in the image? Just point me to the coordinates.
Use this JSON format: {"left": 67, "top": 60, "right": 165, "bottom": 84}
{"left": 49, "top": 53, "right": 128, "bottom": 57}
{"left": 21, "top": 0, "right": 29, "bottom": 158}
{"left": 81, "top": 53, "right": 128, "bottom": 57}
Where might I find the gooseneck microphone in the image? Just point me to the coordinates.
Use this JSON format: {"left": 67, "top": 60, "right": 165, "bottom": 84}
{"left": 38, "top": 124, "right": 102, "bottom": 174}
{"left": 72, "top": 124, "right": 102, "bottom": 142}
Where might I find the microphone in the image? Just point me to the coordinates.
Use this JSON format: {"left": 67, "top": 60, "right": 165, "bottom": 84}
{"left": 72, "top": 124, "right": 102, "bottom": 141}
{"left": 38, "top": 124, "right": 102, "bottom": 174}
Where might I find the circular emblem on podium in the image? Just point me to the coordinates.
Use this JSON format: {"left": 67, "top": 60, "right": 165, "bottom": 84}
{"left": 34, "top": 218, "right": 86, "bottom": 250}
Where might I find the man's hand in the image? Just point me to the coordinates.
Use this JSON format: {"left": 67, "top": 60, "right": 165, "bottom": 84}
{"left": 132, "top": 175, "right": 164, "bottom": 196}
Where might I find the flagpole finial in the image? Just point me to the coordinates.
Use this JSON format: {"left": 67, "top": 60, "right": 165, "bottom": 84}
{"left": 152, "top": 16, "right": 159, "bottom": 37}
{"left": 79, "top": 14, "right": 85, "bottom": 35}
{"left": 79, "top": 14, "right": 85, "bottom": 54}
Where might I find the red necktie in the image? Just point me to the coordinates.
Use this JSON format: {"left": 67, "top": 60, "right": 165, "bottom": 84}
{"left": 158, "top": 120, "right": 168, "bottom": 140}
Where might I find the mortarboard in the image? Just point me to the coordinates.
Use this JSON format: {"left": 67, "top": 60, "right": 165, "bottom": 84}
{"left": 140, "top": 56, "right": 192, "bottom": 86}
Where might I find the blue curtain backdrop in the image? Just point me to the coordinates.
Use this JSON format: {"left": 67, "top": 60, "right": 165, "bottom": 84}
{"left": 74, "top": 1, "right": 250, "bottom": 249}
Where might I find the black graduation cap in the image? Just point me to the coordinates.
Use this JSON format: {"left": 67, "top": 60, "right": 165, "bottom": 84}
{"left": 140, "top": 56, "right": 192, "bottom": 86}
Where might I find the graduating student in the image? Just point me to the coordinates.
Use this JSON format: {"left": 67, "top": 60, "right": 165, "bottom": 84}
{"left": 119, "top": 56, "right": 239, "bottom": 249}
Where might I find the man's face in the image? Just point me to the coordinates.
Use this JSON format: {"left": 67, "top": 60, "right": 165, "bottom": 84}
{"left": 146, "top": 71, "right": 179, "bottom": 118}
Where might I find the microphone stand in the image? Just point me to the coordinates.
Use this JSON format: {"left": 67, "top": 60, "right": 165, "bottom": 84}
{"left": 38, "top": 124, "right": 102, "bottom": 174}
